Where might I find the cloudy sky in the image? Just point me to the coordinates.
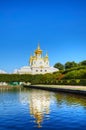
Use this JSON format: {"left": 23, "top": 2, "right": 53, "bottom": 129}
{"left": 0, "top": 0, "right": 86, "bottom": 72}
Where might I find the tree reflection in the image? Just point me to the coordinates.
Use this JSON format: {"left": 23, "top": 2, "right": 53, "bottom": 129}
{"left": 55, "top": 92, "right": 86, "bottom": 108}
{"left": 19, "top": 88, "right": 86, "bottom": 128}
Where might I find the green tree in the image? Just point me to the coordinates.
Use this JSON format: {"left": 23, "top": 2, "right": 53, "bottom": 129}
{"left": 79, "top": 60, "right": 86, "bottom": 66}
{"left": 65, "top": 61, "right": 77, "bottom": 69}
{"left": 54, "top": 62, "right": 64, "bottom": 70}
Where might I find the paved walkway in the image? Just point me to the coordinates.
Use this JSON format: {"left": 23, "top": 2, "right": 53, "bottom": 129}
{"left": 29, "top": 85, "right": 86, "bottom": 95}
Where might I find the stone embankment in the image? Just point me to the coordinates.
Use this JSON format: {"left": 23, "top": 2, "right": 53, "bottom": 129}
{"left": 0, "top": 85, "right": 21, "bottom": 90}
{"left": 27, "top": 85, "right": 86, "bottom": 95}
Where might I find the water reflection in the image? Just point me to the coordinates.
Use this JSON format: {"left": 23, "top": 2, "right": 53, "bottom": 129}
{"left": 55, "top": 92, "right": 86, "bottom": 107}
{"left": 29, "top": 89, "right": 50, "bottom": 127}
{"left": 19, "top": 88, "right": 86, "bottom": 128}
{"left": 0, "top": 87, "right": 86, "bottom": 129}
{"left": 19, "top": 89, "right": 51, "bottom": 128}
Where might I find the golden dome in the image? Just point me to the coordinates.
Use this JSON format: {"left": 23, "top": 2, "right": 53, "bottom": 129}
{"left": 29, "top": 55, "right": 36, "bottom": 63}
{"left": 32, "top": 56, "right": 36, "bottom": 60}
{"left": 44, "top": 52, "right": 49, "bottom": 61}
{"left": 35, "top": 44, "right": 42, "bottom": 54}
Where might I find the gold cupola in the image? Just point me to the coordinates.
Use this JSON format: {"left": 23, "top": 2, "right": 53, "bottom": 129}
{"left": 45, "top": 52, "right": 48, "bottom": 58}
{"left": 44, "top": 52, "right": 49, "bottom": 62}
{"left": 35, "top": 44, "right": 42, "bottom": 55}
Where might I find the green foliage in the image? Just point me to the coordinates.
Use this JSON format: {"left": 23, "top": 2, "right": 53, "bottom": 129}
{"left": 63, "top": 69, "right": 86, "bottom": 79}
{"left": 63, "top": 66, "right": 86, "bottom": 74}
{"left": 79, "top": 60, "right": 86, "bottom": 66}
{"left": 0, "top": 74, "right": 32, "bottom": 83}
{"left": 54, "top": 62, "right": 64, "bottom": 70}
{"left": 65, "top": 61, "right": 78, "bottom": 69}
{"left": 0, "top": 60, "right": 86, "bottom": 86}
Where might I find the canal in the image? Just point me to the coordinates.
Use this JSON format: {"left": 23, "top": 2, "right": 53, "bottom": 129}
{"left": 0, "top": 87, "right": 86, "bottom": 130}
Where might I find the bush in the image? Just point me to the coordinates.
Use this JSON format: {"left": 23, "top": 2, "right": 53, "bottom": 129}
{"left": 54, "top": 79, "right": 86, "bottom": 86}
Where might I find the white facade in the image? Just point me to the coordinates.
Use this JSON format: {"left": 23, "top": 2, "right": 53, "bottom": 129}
{"left": 14, "top": 44, "right": 58, "bottom": 74}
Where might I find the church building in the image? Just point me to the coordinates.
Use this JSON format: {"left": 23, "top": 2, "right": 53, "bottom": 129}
{"left": 14, "top": 44, "right": 58, "bottom": 74}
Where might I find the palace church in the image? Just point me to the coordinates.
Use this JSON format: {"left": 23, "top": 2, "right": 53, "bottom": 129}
{"left": 14, "top": 44, "right": 58, "bottom": 74}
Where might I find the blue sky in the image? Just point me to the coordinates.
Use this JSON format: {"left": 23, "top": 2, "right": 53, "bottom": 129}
{"left": 0, "top": 0, "right": 86, "bottom": 72}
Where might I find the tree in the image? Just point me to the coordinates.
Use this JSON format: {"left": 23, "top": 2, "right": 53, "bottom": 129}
{"left": 79, "top": 60, "right": 86, "bottom": 66}
{"left": 65, "top": 61, "right": 77, "bottom": 69}
{"left": 54, "top": 62, "right": 64, "bottom": 70}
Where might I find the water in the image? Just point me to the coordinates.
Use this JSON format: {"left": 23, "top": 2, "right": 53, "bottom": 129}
{"left": 0, "top": 87, "right": 86, "bottom": 130}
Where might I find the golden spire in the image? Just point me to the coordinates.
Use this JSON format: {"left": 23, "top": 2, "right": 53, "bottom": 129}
{"left": 45, "top": 52, "right": 48, "bottom": 58}
{"left": 35, "top": 43, "right": 42, "bottom": 54}
{"left": 44, "top": 52, "right": 49, "bottom": 61}
{"left": 37, "top": 42, "right": 40, "bottom": 49}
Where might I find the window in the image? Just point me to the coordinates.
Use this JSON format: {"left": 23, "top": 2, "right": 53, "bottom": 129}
{"left": 45, "top": 70, "right": 47, "bottom": 72}
{"left": 40, "top": 70, "right": 42, "bottom": 72}
{"left": 40, "top": 62, "right": 42, "bottom": 64}
{"left": 36, "top": 70, "right": 38, "bottom": 72}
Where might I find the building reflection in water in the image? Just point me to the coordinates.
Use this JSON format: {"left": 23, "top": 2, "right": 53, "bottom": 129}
{"left": 29, "top": 89, "right": 51, "bottom": 128}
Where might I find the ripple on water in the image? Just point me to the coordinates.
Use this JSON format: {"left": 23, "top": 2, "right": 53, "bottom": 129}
{"left": 0, "top": 88, "right": 86, "bottom": 130}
